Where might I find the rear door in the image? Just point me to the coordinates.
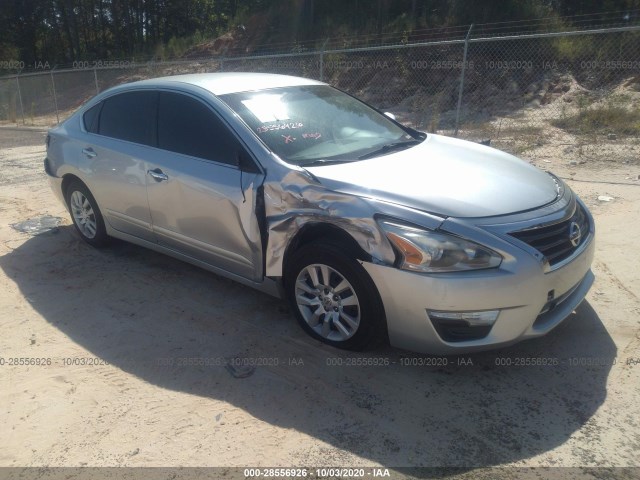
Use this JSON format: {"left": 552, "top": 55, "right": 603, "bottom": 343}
{"left": 145, "top": 91, "right": 264, "bottom": 281}
{"left": 85, "top": 90, "right": 157, "bottom": 242}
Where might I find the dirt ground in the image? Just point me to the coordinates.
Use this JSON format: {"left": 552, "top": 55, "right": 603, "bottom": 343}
{"left": 0, "top": 127, "right": 638, "bottom": 478}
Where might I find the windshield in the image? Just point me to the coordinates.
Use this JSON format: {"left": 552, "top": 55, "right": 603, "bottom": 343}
{"left": 219, "top": 85, "right": 422, "bottom": 166}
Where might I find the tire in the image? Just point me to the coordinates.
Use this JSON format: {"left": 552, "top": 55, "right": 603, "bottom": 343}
{"left": 285, "top": 241, "right": 386, "bottom": 350}
{"left": 65, "top": 180, "right": 109, "bottom": 247}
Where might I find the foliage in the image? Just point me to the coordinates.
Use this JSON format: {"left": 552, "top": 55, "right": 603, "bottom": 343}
{"left": 551, "top": 95, "right": 640, "bottom": 136}
{"left": 0, "top": 0, "right": 639, "bottom": 66}
{"left": 153, "top": 31, "right": 207, "bottom": 61}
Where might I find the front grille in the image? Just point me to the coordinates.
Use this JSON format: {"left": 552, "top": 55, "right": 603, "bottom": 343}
{"left": 509, "top": 203, "right": 590, "bottom": 266}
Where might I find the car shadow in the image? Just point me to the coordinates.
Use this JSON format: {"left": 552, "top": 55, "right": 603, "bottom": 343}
{"left": 0, "top": 225, "right": 616, "bottom": 469}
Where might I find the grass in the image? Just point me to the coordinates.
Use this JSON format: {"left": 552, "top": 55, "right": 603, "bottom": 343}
{"left": 551, "top": 105, "right": 640, "bottom": 137}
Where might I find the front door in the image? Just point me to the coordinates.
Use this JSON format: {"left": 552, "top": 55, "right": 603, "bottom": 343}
{"left": 145, "top": 91, "right": 264, "bottom": 281}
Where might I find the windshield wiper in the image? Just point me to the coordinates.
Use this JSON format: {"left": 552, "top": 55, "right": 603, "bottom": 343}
{"left": 300, "top": 158, "right": 354, "bottom": 167}
{"left": 357, "top": 139, "right": 422, "bottom": 160}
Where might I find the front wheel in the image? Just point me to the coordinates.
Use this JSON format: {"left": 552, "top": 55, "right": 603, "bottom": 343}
{"left": 285, "top": 242, "right": 386, "bottom": 350}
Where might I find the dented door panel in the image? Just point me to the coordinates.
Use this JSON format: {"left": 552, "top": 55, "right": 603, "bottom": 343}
{"left": 146, "top": 150, "right": 264, "bottom": 282}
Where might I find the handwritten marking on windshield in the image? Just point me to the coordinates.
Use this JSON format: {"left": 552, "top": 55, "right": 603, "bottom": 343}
{"left": 257, "top": 122, "right": 304, "bottom": 134}
{"left": 302, "top": 132, "right": 322, "bottom": 140}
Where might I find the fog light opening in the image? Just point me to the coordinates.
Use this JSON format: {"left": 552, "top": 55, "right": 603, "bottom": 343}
{"left": 427, "top": 310, "right": 500, "bottom": 342}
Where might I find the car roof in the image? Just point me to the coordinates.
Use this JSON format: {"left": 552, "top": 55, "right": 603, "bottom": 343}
{"left": 123, "top": 72, "right": 326, "bottom": 96}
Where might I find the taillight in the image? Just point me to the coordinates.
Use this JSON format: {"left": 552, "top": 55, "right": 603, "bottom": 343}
{"left": 45, "top": 134, "right": 50, "bottom": 150}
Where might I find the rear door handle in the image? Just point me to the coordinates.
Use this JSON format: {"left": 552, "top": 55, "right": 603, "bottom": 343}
{"left": 147, "top": 168, "right": 168, "bottom": 182}
{"left": 82, "top": 147, "right": 97, "bottom": 158}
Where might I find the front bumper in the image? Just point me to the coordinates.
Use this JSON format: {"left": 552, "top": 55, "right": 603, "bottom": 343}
{"left": 362, "top": 232, "right": 595, "bottom": 355}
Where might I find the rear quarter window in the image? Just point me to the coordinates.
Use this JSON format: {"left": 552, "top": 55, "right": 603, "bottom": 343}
{"left": 83, "top": 102, "right": 102, "bottom": 133}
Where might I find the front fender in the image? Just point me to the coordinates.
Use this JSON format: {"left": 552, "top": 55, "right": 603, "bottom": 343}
{"left": 263, "top": 169, "right": 444, "bottom": 277}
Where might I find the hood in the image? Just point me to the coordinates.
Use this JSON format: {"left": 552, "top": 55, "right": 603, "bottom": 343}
{"left": 305, "top": 134, "right": 560, "bottom": 218}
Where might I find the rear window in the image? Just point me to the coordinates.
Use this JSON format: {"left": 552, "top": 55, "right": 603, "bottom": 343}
{"left": 98, "top": 91, "right": 157, "bottom": 146}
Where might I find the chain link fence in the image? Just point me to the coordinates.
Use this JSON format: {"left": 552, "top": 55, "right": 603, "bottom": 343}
{"left": 1, "top": 25, "right": 639, "bottom": 163}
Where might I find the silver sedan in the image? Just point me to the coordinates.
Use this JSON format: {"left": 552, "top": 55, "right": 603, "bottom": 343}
{"left": 45, "top": 73, "right": 595, "bottom": 354}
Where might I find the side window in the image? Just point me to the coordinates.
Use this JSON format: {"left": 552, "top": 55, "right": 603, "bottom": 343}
{"left": 98, "top": 91, "right": 157, "bottom": 146}
{"left": 158, "top": 92, "right": 238, "bottom": 165}
{"left": 83, "top": 102, "right": 102, "bottom": 133}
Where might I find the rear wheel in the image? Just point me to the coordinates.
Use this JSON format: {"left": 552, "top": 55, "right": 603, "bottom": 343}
{"left": 65, "top": 180, "right": 109, "bottom": 247}
{"left": 285, "top": 242, "right": 386, "bottom": 350}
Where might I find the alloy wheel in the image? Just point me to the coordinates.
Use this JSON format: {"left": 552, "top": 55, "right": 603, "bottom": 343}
{"left": 294, "top": 263, "right": 361, "bottom": 341}
{"left": 70, "top": 190, "right": 97, "bottom": 239}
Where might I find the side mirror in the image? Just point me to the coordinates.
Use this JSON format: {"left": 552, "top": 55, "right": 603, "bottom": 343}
{"left": 384, "top": 112, "right": 396, "bottom": 121}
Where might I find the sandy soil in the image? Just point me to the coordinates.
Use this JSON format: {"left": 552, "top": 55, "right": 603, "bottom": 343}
{"left": 0, "top": 127, "right": 638, "bottom": 478}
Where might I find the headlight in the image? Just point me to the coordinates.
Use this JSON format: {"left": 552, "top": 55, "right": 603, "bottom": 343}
{"left": 378, "top": 220, "right": 502, "bottom": 273}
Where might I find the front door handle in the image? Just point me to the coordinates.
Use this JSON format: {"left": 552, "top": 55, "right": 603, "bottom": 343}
{"left": 147, "top": 168, "right": 168, "bottom": 182}
{"left": 82, "top": 147, "right": 97, "bottom": 158}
